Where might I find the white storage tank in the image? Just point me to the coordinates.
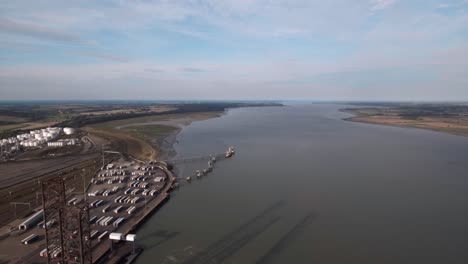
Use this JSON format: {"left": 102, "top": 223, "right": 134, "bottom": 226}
{"left": 63, "top": 127, "right": 75, "bottom": 135}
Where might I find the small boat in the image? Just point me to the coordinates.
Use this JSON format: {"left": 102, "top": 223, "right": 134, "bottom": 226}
{"left": 225, "top": 146, "right": 235, "bottom": 158}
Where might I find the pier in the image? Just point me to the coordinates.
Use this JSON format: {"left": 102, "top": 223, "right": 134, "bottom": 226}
{"left": 165, "top": 153, "right": 226, "bottom": 165}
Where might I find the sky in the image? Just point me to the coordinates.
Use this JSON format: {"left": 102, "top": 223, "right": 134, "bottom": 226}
{"left": 0, "top": 0, "right": 467, "bottom": 101}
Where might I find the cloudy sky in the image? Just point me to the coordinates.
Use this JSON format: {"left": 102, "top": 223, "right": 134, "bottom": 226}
{"left": 1, "top": 0, "right": 467, "bottom": 100}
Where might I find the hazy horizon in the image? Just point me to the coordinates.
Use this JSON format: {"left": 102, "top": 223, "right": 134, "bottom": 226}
{"left": 1, "top": 0, "right": 467, "bottom": 100}
{"left": 1, "top": 99, "right": 468, "bottom": 104}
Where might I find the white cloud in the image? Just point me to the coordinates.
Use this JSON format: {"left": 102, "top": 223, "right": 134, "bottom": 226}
{"left": 74, "top": 51, "right": 129, "bottom": 62}
{"left": 1, "top": 0, "right": 468, "bottom": 100}
{"left": 370, "top": 0, "right": 398, "bottom": 11}
{"left": 271, "top": 27, "right": 309, "bottom": 37}
{"left": 0, "top": 17, "right": 83, "bottom": 43}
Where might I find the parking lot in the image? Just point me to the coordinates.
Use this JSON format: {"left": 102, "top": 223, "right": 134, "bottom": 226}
{"left": 38, "top": 159, "right": 172, "bottom": 261}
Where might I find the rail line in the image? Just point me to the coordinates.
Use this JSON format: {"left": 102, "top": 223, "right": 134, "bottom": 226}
{"left": 0, "top": 154, "right": 99, "bottom": 190}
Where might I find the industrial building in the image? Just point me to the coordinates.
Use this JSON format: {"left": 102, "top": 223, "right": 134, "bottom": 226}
{"left": 0, "top": 127, "right": 77, "bottom": 157}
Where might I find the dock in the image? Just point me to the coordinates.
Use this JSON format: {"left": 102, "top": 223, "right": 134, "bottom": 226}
{"left": 165, "top": 153, "right": 226, "bottom": 165}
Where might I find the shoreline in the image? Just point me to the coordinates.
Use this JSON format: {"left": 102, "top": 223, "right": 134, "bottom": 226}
{"left": 341, "top": 108, "right": 468, "bottom": 138}
{"left": 104, "top": 112, "right": 227, "bottom": 263}
{"left": 124, "top": 111, "right": 225, "bottom": 161}
{"left": 87, "top": 111, "right": 224, "bottom": 161}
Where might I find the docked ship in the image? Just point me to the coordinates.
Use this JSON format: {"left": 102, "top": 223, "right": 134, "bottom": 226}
{"left": 225, "top": 146, "right": 235, "bottom": 158}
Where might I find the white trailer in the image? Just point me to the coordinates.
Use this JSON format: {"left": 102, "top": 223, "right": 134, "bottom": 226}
{"left": 21, "top": 234, "right": 38, "bottom": 245}
{"left": 98, "top": 231, "right": 108, "bottom": 241}
{"left": 102, "top": 205, "right": 111, "bottom": 213}
{"left": 90, "top": 230, "right": 99, "bottom": 239}
{"left": 113, "top": 206, "right": 123, "bottom": 213}
{"left": 67, "top": 198, "right": 77, "bottom": 205}
{"left": 90, "top": 215, "right": 98, "bottom": 224}
{"left": 19, "top": 210, "right": 44, "bottom": 230}
{"left": 127, "top": 206, "right": 136, "bottom": 215}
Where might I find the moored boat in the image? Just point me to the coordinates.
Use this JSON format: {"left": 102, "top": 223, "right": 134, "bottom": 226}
{"left": 225, "top": 146, "right": 235, "bottom": 158}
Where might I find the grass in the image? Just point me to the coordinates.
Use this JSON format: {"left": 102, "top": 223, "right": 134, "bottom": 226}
{"left": 84, "top": 126, "right": 157, "bottom": 161}
{"left": 122, "top": 124, "right": 178, "bottom": 139}
{"left": 88, "top": 112, "right": 221, "bottom": 160}
{"left": 0, "top": 116, "right": 28, "bottom": 123}
{"left": 92, "top": 112, "right": 220, "bottom": 130}
{"left": 0, "top": 123, "right": 28, "bottom": 132}
{"left": 0, "top": 115, "right": 63, "bottom": 133}
{"left": 0, "top": 115, "right": 30, "bottom": 132}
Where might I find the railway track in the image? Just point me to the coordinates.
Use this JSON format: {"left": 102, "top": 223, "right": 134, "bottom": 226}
{"left": 0, "top": 154, "right": 99, "bottom": 190}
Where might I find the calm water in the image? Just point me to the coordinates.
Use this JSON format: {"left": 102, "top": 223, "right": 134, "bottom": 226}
{"left": 136, "top": 104, "right": 468, "bottom": 264}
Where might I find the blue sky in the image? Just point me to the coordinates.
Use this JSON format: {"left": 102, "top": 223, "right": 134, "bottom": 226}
{"left": 0, "top": 0, "right": 467, "bottom": 100}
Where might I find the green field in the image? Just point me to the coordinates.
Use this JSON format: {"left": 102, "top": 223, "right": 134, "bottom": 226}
{"left": 92, "top": 112, "right": 219, "bottom": 131}
{"left": 0, "top": 123, "right": 28, "bottom": 132}
{"left": 88, "top": 112, "right": 220, "bottom": 160}
{"left": 122, "top": 124, "right": 178, "bottom": 138}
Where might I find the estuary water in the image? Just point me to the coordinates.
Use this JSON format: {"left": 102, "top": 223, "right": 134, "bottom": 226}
{"left": 136, "top": 104, "right": 468, "bottom": 264}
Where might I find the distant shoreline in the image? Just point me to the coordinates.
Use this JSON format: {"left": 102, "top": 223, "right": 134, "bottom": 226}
{"left": 341, "top": 107, "right": 468, "bottom": 137}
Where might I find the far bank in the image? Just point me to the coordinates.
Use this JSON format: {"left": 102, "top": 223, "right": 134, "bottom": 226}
{"left": 341, "top": 104, "right": 468, "bottom": 137}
